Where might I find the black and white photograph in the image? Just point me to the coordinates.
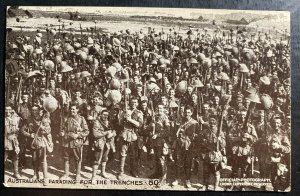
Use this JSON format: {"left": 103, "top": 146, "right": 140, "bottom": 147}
{"left": 4, "top": 6, "right": 291, "bottom": 191}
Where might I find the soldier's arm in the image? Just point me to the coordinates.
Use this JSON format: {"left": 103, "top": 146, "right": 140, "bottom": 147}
{"left": 92, "top": 121, "right": 107, "bottom": 138}
{"left": 128, "top": 112, "right": 143, "bottom": 128}
{"left": 20, "top": 123, "right": 31, "bottom": 138}
{"left": 158, "top": 118, "right": 170, "bottom": 138}
{"left": 219, "top": 131, "right": 226, "bottom": 149}
{"left": 40, "top": 123, "right": 51, "bottom": 135}
{"left": 78, "top": 117, "right": 89, "bottom": 137}
{"left": 60, "top": 118, "right": 67, "bottom": 136}
{"left": 279, "top": 135, "right": 291, "bottom": 154}
{"left": 250, "top": 124, "right": 258, "bottom": 142}
{"left": 40, "top": 118, "right": 51, "bottom": 135}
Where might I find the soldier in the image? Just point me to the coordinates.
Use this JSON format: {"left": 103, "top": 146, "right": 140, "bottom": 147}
{"left": 267, "top": 117, "right": 290, "bottom": 191}
{"left": 91, "top": 109, "right": 116, "bottom": 181}
{"left": 149, "top": 103, "right": 170, "bottom": 184}
{"left": 60, "top": 104, "right": 89, "bottom": 182}
{"left": 139, "top": 99, "right": 153, "bottom": 162}
{"left": 201, "top": 117, "right": 226, "bottom": 191}
{"left": 17, "top": 93, "right": 31, "bottom": 168}
{"left": 231, "top": 133, "right": 254, "bottom": 179}
{"left": 118, "top": 97, "right": 143, "bottom": 179}
{"left": 71, "top": 89, "right": 87, "bottom": 116}
{"left": 253, "top": 109, "right": 272, "bottom": 181}
{"left": 172, "top": 106, "right": 198, "bottom": 188}
{"left": 5, "top": 106, "right": 21, "bottom": 179}
{"left": 21, "top": 105, "right": 51, "bottom": 185}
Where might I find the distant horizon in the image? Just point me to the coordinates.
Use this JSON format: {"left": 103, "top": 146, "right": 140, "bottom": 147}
{"left": 14, "top": 6, "right": 289, "bottom": 20}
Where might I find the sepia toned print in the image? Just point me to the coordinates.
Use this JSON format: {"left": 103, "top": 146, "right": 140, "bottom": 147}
{"left": 4, "top": 6, "right": 290, "bottom": 191}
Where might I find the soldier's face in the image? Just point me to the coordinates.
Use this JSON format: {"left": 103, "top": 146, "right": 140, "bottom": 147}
{"left": 22, "top": 95, "right": 29, "bottom": 103}
{"left": 284, "top": 84, "right": 290, "bottom": 92}
{"left": 32, "top": 107, "right": 40, "bottom": 117}
{"left": 101, "top": 111, "right": 109, "bottom": 121}
{"left": 92, "top": 97, "right": 99, "bottom": 105}
{"left": 274, "top": 119, "right": 282, "bottom": 130}
{"left": 240, "top": 112, "right": 247, "bottom": 120}
{"left": 158, "top": 105, "right": 164, "bottom": 115}
{"left": 169, "top": 89, "right": 175, "bottom": 97}
{"left": 192, "top": 94, "right": 197, "bottom": 102}
{"left": 166, "top": 84, "right": 171, "bottom": 91}
{"left": 41, "top": 78, "right": 46, "bottom": 85}
{"left": 185, "top": 109, "right": 192, "bottom": 119}
{"left": 130, "top": 100, "right": 138, "bottom": 109}
{"left": 70, "top": 106, "right": 78, "bottom": 116}
{"left": 258, "top": 110, "right": 265, "bottom": 119}
{"left": 5, "top": 107, "right": 12, "bottom": 117}
{"left": 275, "top": 98, "right": 284, "bottom": 106}
{"left": 57, "top": 74, "right": 62, "bottom": 82}
{"left": 50, "top": 80, "right": 55, "bottom": 87}
{"left": 227, "top": 84, "right": 233, "bottom": 92}
{"left": 187, "top": 87, "right": 193, "bottom": 94}
{"left": 55, "top": 88, "right": 61, "bottom": 95}
{"left": 75, "top": 92, "right": 81, "bottom": 99}
{"left": 203, "top": 104, "right": 209, "bottom": 111}
{"left": 141, "top": 102, "right": 147, "bottom": 109}
{"left": 214, "top": 96, "right": 220, "bottom": 104}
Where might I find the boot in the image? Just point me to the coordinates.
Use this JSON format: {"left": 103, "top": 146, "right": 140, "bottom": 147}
{"left": 61, "top": 160, "right": 70, "bottom": 179}
{"left": 185, "top": 179, "right": 192, "bottom": 188}
{"left": 117, "top": 156, "right": 126, "bottom": 180}
{"left": 75, "top": 161, "right": 82, "bottom": 182}
{"left": 31, "top": 168, "right": 39, "bottom": 180}
{"left": 214, "top": 174, "right": 221, "bottom": 191}
{"left": 42, "top": 162, "right": 49, "bottom": 186}
{"left": 13, "top": 160, "right": 21, "bottom": 179}
{"left": 91, "top": 165, "right": 98, "bottom": 184}
{"left": 101, "top": 162, "right": 109, "bottom": 179}
{"left": 171, "top": 166, "right": 180, "bottom": 186}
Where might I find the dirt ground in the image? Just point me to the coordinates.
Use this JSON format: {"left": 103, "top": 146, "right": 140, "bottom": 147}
{"left": 4, "top": 146, "right": 273, "bottom": 191}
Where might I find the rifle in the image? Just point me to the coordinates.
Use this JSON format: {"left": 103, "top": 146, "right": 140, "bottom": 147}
{"left": 217, "top": 95, "right": 231, "bottom": 152}
{"left": 15, "top": 74, "right": 23, "bottom": 107}
{"left": 6, "top": 74, "right": 11, "bottom": 106}
{"left": 149, "top": 96, "right": 156, "bottom": 136}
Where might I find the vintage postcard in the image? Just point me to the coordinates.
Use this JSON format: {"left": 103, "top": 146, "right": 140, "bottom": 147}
{"left": 4, "top": 6, "right": 290, "bottom": 191}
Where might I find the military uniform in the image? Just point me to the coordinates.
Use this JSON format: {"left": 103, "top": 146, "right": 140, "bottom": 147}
{"left": 21, "top": 115, "right": 51, "bottom": 181}
{"left": 118, "top": 108, "right": 143, "bottom": 178}
{"left": 201, "top": 126, "right": 226, "bottom": 190}
{"left": 231, "top": 139, "right": 253, "bottom": 178}
{"left": 5, "top": 114, "right": 21, "bottom": 178}
{"left": 149, "top": 113, "right": 170, "bottom": 179}
{"left": 17, "top": 102, "right": 31, "bottom": 167}
{"left": 173, "top": 117, "right": 198, "bottom": 186}
{"left": 91, "top": 119, "right": 116, "bottom": 180}
{"left": 267, "top": 130, "right": 290, "bottom": 191}
{"left": 254, "top": 120, "right": 272, "bottom": 178}
{"left": 61, "top": 114, "right": 89, "bottom": 180}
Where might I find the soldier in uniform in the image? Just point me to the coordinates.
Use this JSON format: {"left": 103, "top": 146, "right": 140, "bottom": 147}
{"left": 201, "top": 117, "right": 226, "bottom": 191}
{"left": 267, "top": 117, "right": 290, "bottom": 191}
{"left": 17, "top": 93, "right": 31, "bottom": 168}
{"left": 60, "top": 104, "right": 89, "bottom": 182}
{"left": 172, "top": 106, "right": 199, "bottom": 188}
{"left": 118, "top": 97, "right": 143, "bottom": 179}
{"left": 21, "top": 105, "right": 51, "bottom": 185}
{"left": 71, "top": 89, "right": 87, "bottom": 116}
{"left": 253, "top": 109, "right": 272, "bottom": 181}
{"left": 231, "top": 133, "right": 254, "bottom": 179}
{"left": 149, "top": 103, "right": 170, "bottom": 184}
{"left": 5, "top": 106, "right": 21, "bottom": 179}
{"left": 91, "top": 109, "right": 116, "bottom": 181}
